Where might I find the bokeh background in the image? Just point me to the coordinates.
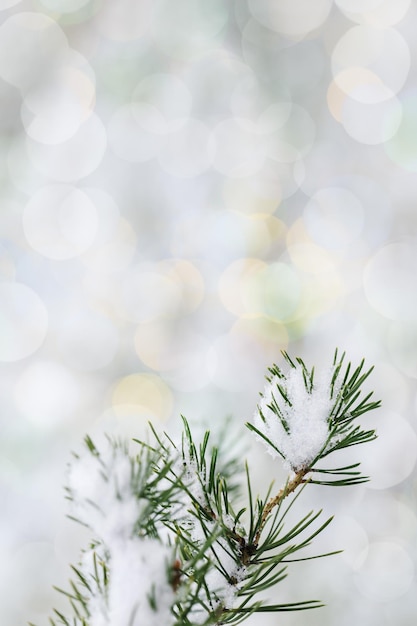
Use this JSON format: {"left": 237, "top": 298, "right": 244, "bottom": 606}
{"left": 1, "top": 1, "right": 417, "bottom": 624}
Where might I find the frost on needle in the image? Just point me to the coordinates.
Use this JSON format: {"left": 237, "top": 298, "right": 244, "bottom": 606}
{"left": 248, "top": 350, "right": 380, "bottom": 483}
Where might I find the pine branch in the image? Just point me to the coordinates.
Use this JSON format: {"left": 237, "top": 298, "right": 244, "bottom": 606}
{"left": 253, "top": 469, "right": 309, "bottom": 544}
{"left": 31, "top": 349, "right": 380, "bottom": 626}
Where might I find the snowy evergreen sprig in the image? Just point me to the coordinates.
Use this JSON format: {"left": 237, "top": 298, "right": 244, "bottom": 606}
{"left": 248, "top": 349, "right": 380, "bottom": 481}
{"left": 32, "top": 350, "right": 380, "bottom": 626}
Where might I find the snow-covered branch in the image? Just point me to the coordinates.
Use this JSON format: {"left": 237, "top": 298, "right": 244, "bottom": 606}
{"left": 31, "top": 350, "right": 380, "bottom": 626}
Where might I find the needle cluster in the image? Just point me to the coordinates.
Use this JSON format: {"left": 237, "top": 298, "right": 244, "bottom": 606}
{"left": 31, "top": 350, "right": 380, "bottom": 626}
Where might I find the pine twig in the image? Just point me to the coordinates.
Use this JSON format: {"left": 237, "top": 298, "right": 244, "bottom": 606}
{"left": 255, "top": 469, "right": 309, "bottom": 544}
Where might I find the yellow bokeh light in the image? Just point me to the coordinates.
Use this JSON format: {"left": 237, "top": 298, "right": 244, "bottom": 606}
{"left": 112, "top": 373, "right": 173, "bottom": 422}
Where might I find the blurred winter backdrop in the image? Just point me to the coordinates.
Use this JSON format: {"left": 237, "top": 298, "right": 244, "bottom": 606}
{"left": 0, "top": 0, "right": 416, "bottom": 624}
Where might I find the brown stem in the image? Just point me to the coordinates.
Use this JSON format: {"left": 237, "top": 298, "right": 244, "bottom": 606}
{"left": 254, "top": 468, "right": 309, "bottom": 545}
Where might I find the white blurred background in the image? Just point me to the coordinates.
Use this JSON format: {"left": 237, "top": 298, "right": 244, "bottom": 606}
{"left": 0, "top": 1, "right": 416, "bottom": 625}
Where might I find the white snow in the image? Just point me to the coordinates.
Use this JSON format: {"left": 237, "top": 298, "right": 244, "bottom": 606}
{"left": 174, "top": 444, "right": 247, "bottom": 615}
{"left": 205, "top": 535, "right": 247, "bottom": 610}
{"left": 66, "top": 434, "right": 248, "bottom": 626}
{"left": 254, "top": 363, "right": 340, "bottom": 472}
{"left": 105, "top": 538, "right": 174, "bottom": 626}
{"left": 67, "top": 440, "right": 175, "bottom": 626}
{"left": 176, "top": 448, "right": 247, "bottom": 612}
{"left": 179, "top": 443, "right": 208, "bottom": 507}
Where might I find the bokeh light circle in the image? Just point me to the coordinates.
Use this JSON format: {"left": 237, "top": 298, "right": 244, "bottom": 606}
{"left": 172, "top": 210, "right": 248, "bottom": 260}
{"left": 209, "top": 331, "right": 263, "bottom": 392}
{"left": 7, "top": 541, "right": 62, "bottom": 621}
{"left": 14, "top": 360, "right": 80, "bottom": 428}
{"left": 360, "top": 410, "right": 417, "bottom": 489}
{"left": 116, "top": 264, "right": 182, "bottom": 323}
{"left": 266, "top": 104, "right": 316, "bottom": 162}
{"left": 132, "top": 73, "right": 192, "bottom": 132}
{"left": 212, "top": 118, "right": 266, "bottom": 177}
{"left": 335, "top": 0, "right": 411, "bottom": 27}
{"left": 256, "top": 102, "right": 292, "bottom": 134}
{"left": 23, "top": 185, "right": 98, "bottom": 260}
{"left": 186, "top": 50, "right": 253, "bottom": 121}
{"left": 135, "top": 324, "right": 210, "bottom": 392}
{"left": 112, "top": 373, "right": 173, "bottom": 422}
{"left": 219, "top": 258, "right": 302, "bottom": 321}
{"left": 0, "top": 282, "right": 48, "bottom": 362}
{"left": 21, "top": 53, "right": 96, "bottom": 145}
{"left": 248, "top": 0, "right": 332, "bottom": 38}
{"left": 285, "top": 242, "right": 343, "bottom": 318}
{"left": 94, "top": 0, "right": 154, "bottom": 42}
{"left": 387, "top": 322, "right": 417, "bottom": 379}
{"left": 273, "top": 40, "right": 326, "bottom": 97}
{"left": 159, "top": 118, "right": 214, "bottom": 177}
{"left": 330, "top": 515, "right": 369, "bottom": 570}
{"left": 385, "top": 92, "right": 417, "bottom": 170}
{"left": 108, "top": 103, "right": 164, "bottom": 162}
{"left": 336, "top": 0, "right": 388, "bottom": 10}
{"left": 26, "top": 112, "right": 107, "bottom": 181}
{"left": 222, "top": 171, "right": 283, "bottom": 215}
{"left": 256, "top": 262, "right": 302, "bottom": 321}
{"left": 322, "top": 175, "right": 392, "bottom": 247}
{"left": 57, "top": 310, "right": 119, "bottom": 371}
{"left": 363, "top": 242, "right": 417, "bottom": 320}
{"left": 39, "top": 0, "right": 92, "bottom": 13}
{"left": 0, "top": 13, "right": 68, "bottom": 90}
{"left": 331, "top": 26, "right": 410, "bottom": 97}
{"left": 375, "top": 362, "right": 409, "bottom": 413}
{"left": 354, "top": 541, "right": 414, "bottom": 601}
{"left": 304, "top": 187, "right": 364, "bottom": 248}
{"left": 331, "top": 68, "right": 391, "bottom": 106}
{"left": 152, "top": 0, "right": 229, "bottom": 61}
{"left": 287, "top": 242, "right": 336, "bottom": 275}
{"left": 0, "top": 0, "right": 22, "bottom": 9}
{"left": 82, "top": 217, "right": 137, "bottom": 276}
{"left": 218, "top": 258, "right": 267, "bottom": 317}
{"left": 157, "top": 259, "right": 205, "bottom": 314}
{"left": 359, "top": 492, "right": 417, "bottom": 546}
{"left": 81, "top": 188, "right": 120, "bottom": 246}
{"left": 6, "top": 135, "right": 47, "bottom": 195}
{"left": 340, "top": 92, "right": 402, "bottom": 145}
{"left": 230, "top": 72, "right": 269, "bottom": 120}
